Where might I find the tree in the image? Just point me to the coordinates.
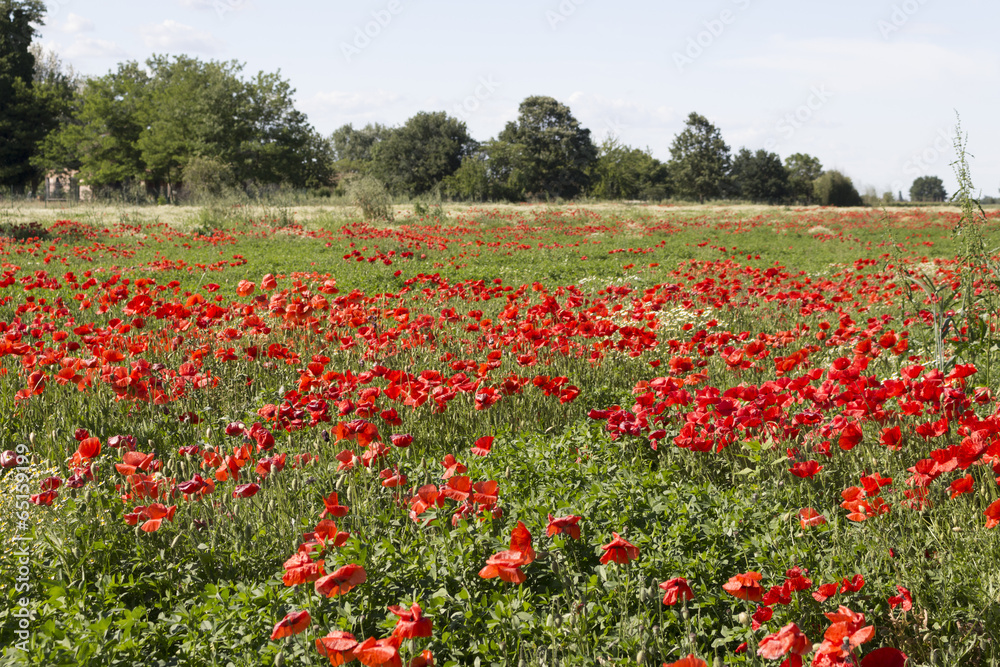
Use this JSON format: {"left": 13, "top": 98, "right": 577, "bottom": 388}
{"left": 813, "top": 170, "right": 863, "bottom": 207}
{"left": 37, "top": 61, "right": 150, "bottom": 187}
{"left": 496, "top": 96, "right": 597, "bottom": 200}
{"left": 0, "top": 0, "right": 47, "bottom": 190}
{"left": 909, "top": 175, "right": 947, "bottom": 202}
{"left": 785, "top": 153, "right": 823, "bottom": 204}
{"left": 589, "top": 135, "right": 669, "bottom": 200}
{"left": 370, "top": 111, "right": 475, "bottom": 196}
{"left": 667, "top": 112, "right": 730, "bottom": 203}
{"left": 39, "top": 55, "right": 330, "bottom": 194}
{"left": 331, "top": 123, "right": 391, "bottom": 172}
{"left": 729, "top": 148, "right": 789, "bottom": 203}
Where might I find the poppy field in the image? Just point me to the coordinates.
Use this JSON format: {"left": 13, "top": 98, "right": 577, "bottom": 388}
{"left": 1, "top": 202, "right": 999, "bottom": 667}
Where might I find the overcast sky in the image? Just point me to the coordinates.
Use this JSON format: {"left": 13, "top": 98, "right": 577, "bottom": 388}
{"left": 36, "top": 0, "right": 1000, "bottom": 199}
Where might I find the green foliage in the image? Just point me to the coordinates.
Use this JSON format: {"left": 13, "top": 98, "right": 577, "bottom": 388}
{"left": 910, "top": 175, "right": 947, "bottom": 202}
{"left": 496, "top": 96, "right": 598, "bottom": 200}
{"left": 0, "top": 0, "right": 52, "bottom": 190}
{"left": 728, "top": 148, "right": 789, "bottom": 204}
{"left": 784, "top": 153, "right": 823, "bottom": 205}
{"left": 181, "top": 156, "right": 237, "bottom": 203}
{"left": 812, "top": 170, "right": 863, "bottom": 206}
{"left": 347, "top": 175, "right": 394, "bottom": 222}
{"left": 588, "top": 136, "right": 670, "bottom": 201}
{"left": 38, "top": 55, "right": 331, "bottom": 195}
{"left": 330, "top": 122, "right": 392, "bottom": 179}
{"left": 370, "top": 111, "right": 476, "bottom": 197}
{"left": 667, "top": 112, "right": 731, "bottom": 203}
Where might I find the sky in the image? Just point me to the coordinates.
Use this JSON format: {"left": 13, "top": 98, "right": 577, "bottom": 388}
{"left": 34, "top": 0, "right": 1000, "bottom": 200}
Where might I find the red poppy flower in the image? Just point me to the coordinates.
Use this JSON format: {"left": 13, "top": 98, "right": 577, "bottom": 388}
{"left": 546, "top": 514, "right": 581, "bottom": 540}
{"left": 270, "top": 610, "right": 311, "bottom": 640}
{"left": 840, "top": 573, "right": 865, "bottom": 593}
{"left": 823, "top": 605, "right": 875, "bottom": 652}
{"left": 722, "top": 571, "right": 763, "bottom": 602}
{"left": 389, "top": 434, "right": 413, "bottom": 448}
{"left": 470, "top": 435, "right": 494, "bottom": 456}
{"left": 789, "top": 460, "right": 823, "bottom": 479}
{"left": 758, "top": 622, "right": 810, "bottom": 661}
{"left": 282, "top": 552, "right": 325, "bottom": 586}
{"left": 659, "top": 577, "right": 694, "bottom": 606}
{"left": 408, "top": 649, "right": 434, "bottom": 667}
{"left": 315, "top": 563, "right": 367, "bottom": 597}
{"left": 838, "top": 422, "right": 863, "bottom": 451}
{"left": 751, "top": 604, "right": 773, "bottom": 630}
{"left": 388, "top": 602, "right": 432, "bottom": 639}
{"left": 315, "top": 630, "right": 358, "bottom": 665}
{"left": 812, "top": 582, "right": 839, "bottom": 603}
{"left": 354, "top": 636, "right": 401, "bottom": 667}
{"left": 440, "top": 454, "right": 466, "bottom": 480}
{"left": 887, "top": 585, "right": 912, "bottom": 611}
{"left": 77, "top": 436, "right": 101, "bottom": 459}
{"left": 859, "top": 647, "right": 908, "bottom": 667}
{"left": 478, "top": 550, "right": 531, "bottom": 584}
{"left": 664, "top": 655, "right": 706, "bottom": 667}
{"left": 233, "top": 483, "right": 260, "bottom": 499}
{"left": 949, "top": 474, "right": 973, "bottom": 499}
{"left": 29, "top": 491, "right": 58, "bottom": 506}
{"left": 600, "top": 532, "right": 639, "bottom": 565}
{"left": 509, "top": 521, "right": 535, "bottom": 563}
{"left": 799, "top": 507, "right": 827, "bottom": 528}
{"left": 321, "top": 491, "right": 350, "bottom": 518}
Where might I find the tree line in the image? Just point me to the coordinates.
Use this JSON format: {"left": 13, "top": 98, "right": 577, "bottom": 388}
{"left": 1, "top": 1, "right": 950, "bottom": 205}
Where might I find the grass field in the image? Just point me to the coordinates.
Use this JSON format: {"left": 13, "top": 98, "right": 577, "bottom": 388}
{"left": 1, "top": 203, "right": 999, "bottom": 667}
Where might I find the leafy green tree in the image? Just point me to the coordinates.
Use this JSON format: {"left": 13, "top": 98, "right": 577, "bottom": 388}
{"left": 909, "top": 175, "right": 947, "bottom": 202}
{"left": 496, "top": 96, "right": 597, "bottom": 200}
{"left": 667, "top": 112, "right": 731, "bottom": 203}
{"left": 0, "top": 0, "right": 47, "bottom": 190}
{"left": 370, "top": 111, "right": 475, "bottom": 196}
{"left": 441, "top": 150, "right": 490, "bottom": 202}
{"left": 331, "top": 122, "right": 391, "bottom": 173}
{"left": 40, "top": 55, "right": 330, "bottom": 194}
{"left": 232, "top": 70, "right": 332, "bottom": 189}
{"left": 785, "top": 153, "right": 823, "bottom": 204}
{"left": 813, "top": 170, "right": 863, "bottom": 207}
{"left": 37, "top": 61, "right": 150, "bottom": 187}
{"left": 589, "top": 136, "right": 670, "bottom": 200}
{"left": 729, "top": 148, "right": 789, "bottom": 203}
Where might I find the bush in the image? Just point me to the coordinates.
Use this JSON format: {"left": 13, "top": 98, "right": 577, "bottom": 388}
{"left": 347, "top": 175, "right": 394, "bottom": 222}
{"left": 813, "top": 170, "right": 863, "bottom": 206}
{"left": 181, "top": 156, "right": 237, "bottom": 203}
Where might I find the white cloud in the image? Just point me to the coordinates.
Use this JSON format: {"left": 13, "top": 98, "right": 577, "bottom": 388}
{"left": 723, "top": 36, "right": 998, "bottom": 92}
{"left": 566, "top": 92, "right": 677, "bottom": 145}
{"left": 139, "top": 20, "right": 221, "bottom": 53}
{"left": 63, "top": 37, "right": 127, "bottom": 59}
{"left": 177, "top": 0, "right": 251, "bottom": 17}
{"left": 310, "top": 90, "right": 404, "bottom": 114}
{"left": 58, "top": 13, "right": 95, "bottom": 34}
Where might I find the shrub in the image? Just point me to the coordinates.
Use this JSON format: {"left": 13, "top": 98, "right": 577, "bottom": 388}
{"left": 347, "top": 175, "right": 394, "bottom": 222}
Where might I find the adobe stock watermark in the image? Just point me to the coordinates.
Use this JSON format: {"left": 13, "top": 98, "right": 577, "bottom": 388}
{"left": 453, "top": 76, "right": 501, "bottom": 121}
{"left": 763, "top": 85, "right": 834, "bottom": 153}
{"left": 546, "top": 0, "right": 586, "bottom": 31}
{"left": 45, "top": 0, "right": 72, "bottom": 17}
{"left": 601, "top": 117, "right": 628, "bottom": 142}
{"left": 211, "top": 0, "right": 248, "bottom": 20}
{"left": 877, "top": 0, "right": 930, "bottom": 39}
{"left": 6, "top": 443, "right": 35, "bottom": 656}
{"left": 341, "top": 0, "right": 403, "bottom": 63}
{"left": 889, "top": 126, "right": 952, "bottom": 197}
{"left": 673, "top": 0, "right": 752, "bottom": 73}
